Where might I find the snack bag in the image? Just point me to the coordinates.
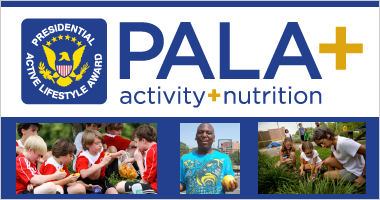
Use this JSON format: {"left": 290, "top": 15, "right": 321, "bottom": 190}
{"left": 118, "top": 152, "right": 138, "bottom": 179}
{"left": 119, "top": 163, "right": 138, "bottom": 179}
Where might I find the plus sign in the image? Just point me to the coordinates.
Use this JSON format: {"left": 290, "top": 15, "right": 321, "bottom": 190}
{"left": 319, "top": 27, "right": 363, "bottom": 70}
{"left": 208, "top": 89, "right": 220, "bottom": 101}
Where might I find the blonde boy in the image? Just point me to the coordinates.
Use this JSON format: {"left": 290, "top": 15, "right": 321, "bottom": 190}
{"left": 16, "top": 123, "right": 52, "bottom": 168}
{"left": 16, "top": 136, "right": 66, "bottom": 194}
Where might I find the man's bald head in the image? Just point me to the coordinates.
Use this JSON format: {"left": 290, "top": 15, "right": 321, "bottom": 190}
{"left": 195, "top": 123, "right": 215, "bottom": 150}
{"left": 197, "top": 123, "right": 214, "bottom": 134}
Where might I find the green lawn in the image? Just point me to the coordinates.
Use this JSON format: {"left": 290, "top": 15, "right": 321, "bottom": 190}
{"left": 358, "top": 140, "right": 366, "bottom": 145}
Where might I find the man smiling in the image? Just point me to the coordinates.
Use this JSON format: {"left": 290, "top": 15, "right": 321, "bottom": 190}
{"left": 180, "top": 123, "right": 238, "bottom": 194}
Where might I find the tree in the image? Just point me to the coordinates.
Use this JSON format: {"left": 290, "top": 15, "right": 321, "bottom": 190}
{"left": 230, "top": 150, "right": 240, "bottom": 165}
{"left": 328, "top": 122, "right": 336, "bottom": 132}
{"left": 180, "top": 142, "right": 190, "bottom": 158}
{"left": 180, "top": 142, "right": 189, "bottom": 153}
{"left": 70, "top": 123, "right": 85, "bottom": 139}
{"left": 180, "top": 141, "right": 189, "bottom": 149}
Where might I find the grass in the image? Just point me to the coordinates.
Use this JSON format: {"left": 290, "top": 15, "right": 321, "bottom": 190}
{"left": 258, "top": 146, "right": 365, "bottom": 194}
{"left": 358, "top": 140, "right": 366, "bottom": 145}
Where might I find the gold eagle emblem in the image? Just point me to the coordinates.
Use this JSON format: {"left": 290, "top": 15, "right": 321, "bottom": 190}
{"left": 38, "top": 45, "right": 89, "bottom": 87}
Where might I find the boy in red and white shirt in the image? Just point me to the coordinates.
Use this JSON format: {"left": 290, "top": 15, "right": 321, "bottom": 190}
{"left": 103, "top": 123, "right": 135, "bottom": 151}
{"left": 103, "top": 123, "right": 137, "bottom": 177}
{"left": 16, "top": 124, "right": 43, "bottom": 154}
{"left": 75, "top": 129, "right": 125, "bottom": 194}
{"left": 16, "top": 136, "right": 66, "bottom": 194}
{"left": 73, "top": 123, "right": 102, "bottom": 172}
{"left": 40, "top": 138, "right": 85, "bottom": 194}
{"left": 16, "top": 123, "right": 52, "bottom": 170}
{"left": 116, "top": 125, "right": 157, "bottom": 194}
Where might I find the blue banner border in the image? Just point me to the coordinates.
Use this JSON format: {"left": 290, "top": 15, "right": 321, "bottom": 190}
{"left": 1, "top": 1, "right": 379, "bottom": 7}
{"left": 3, "top": 117, "right": 378, "bottom": 199}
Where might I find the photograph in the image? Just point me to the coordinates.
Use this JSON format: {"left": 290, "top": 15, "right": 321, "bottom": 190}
{"left": 180, "top": 123, "right": 240, "bottom": 194}
{"left": 258, "top": 122, "right": 366, "bottom": 194}
{"left": 15, "top": 123, "right": 157, "bottom": 194}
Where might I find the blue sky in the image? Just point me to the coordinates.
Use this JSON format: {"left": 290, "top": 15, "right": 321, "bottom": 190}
{"left": 180, "top": 123, "right": 240, "bottom": 148}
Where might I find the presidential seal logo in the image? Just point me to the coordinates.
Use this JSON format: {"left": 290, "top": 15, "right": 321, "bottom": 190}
{"left": 40, "top": 43, "right": 88, "bottom": 87}
{"left": 22, "top": 19, "right": 107, "bottom": 104}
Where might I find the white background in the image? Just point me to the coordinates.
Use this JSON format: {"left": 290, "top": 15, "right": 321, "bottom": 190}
{"left": 1, "top": 7, "right": 379, "bottom": 117}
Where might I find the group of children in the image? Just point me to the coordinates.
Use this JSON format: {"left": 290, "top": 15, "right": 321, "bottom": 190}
{"left": 277, "top": 126, "right": 366, "bottom": 186}
{"left": 16, "top": 123, "right": 158, "bottom": 194}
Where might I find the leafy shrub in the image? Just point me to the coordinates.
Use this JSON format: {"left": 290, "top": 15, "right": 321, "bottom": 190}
{"left": 276, "top": 172, "right": 363, "bottom": 194}
{"left": 67, "top": 162, "right": 75, "bottom": 174}
{"left": 292, "top": 137, "right": 301, "bottom": 143}
{"left": 259, "top": 146, "right": 364, "bottom": 194}
{"left": 258, "top": 152, "right": 299, "bottom": 194}
{"left": 108, "top": 172, "right": 136, "bottom": 188}
{"left": 258, "top": 151, "right": 274, "bottom": 170}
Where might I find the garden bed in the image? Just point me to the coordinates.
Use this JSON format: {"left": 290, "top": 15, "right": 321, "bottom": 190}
{"left": 258, "top": 147, "right": 365, "bottom": 194}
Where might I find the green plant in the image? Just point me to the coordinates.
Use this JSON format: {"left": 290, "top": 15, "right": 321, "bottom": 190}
{"left": 108, "top": 172, "right": 136, "bottom": 187}
{"left": 67, "top": 162, "right": 75, "bottom": 174}
{"left": 258, "top": 145, "right": 365, "bottom": 194}
{"left": 258, "top": 152, "right": 299, "bottom": 194}
{"left": 258, "top": 151, "right": 273, "bottom": 170}
{"left": 276, "top": 172, "right": 363, "bottom": 194}
{"left": 230, "top": 150, "right": 240, "bottom": 165}
{"left": 307, "top": 135, "right": 314, "bottom": 142}
{"left": 259, "top": 166, "right": 299, "bottom": 194}
{"left": 292, "top": 137, "right": 301, "bottom": 143}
